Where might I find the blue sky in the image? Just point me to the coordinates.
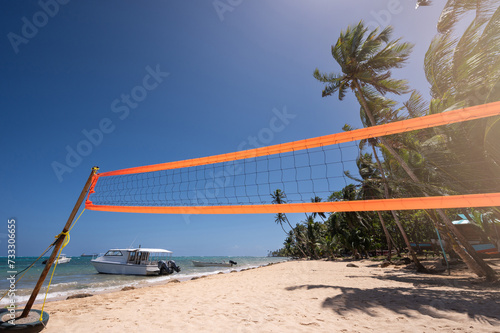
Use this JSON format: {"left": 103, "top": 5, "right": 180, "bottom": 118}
{"left": 1, "top": 0, "right": 444, "bottom": 257}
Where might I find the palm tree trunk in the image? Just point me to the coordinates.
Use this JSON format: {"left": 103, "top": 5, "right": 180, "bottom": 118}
{"left": 389, "top": 233, "right": 401, "bottom": 257}
{"left": 391, "top": 210, "right": 428, "bottom": 272}
{"left": 377, "top": 211, "right": 392, "bottom": 261}
{"left": 353, "top": 79, "right": 496, "bottom": 280}
{"left": 365, "top": 104, "right": 426, "bottom": 271}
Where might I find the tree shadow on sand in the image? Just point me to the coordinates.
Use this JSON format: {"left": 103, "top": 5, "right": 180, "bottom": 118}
{"left": 346, "top": 271, "right": 500, "bottom": 291}
{"left": 286, "top": 284, "right": 500, "bottom": 325}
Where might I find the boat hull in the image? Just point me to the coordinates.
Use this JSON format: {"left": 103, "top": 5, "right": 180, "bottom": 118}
{"left": 91, "top": 261, "right": 159, "bottom": 276}
{"left": 43, "top": 256, "right": 71, "bottom": 265}
{"left": 57, "top": 257, "right": 71, "bottom": 264}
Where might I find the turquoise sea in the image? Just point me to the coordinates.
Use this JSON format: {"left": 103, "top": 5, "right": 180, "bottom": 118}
{"left": 0, "top": 256, "right": 288, "bottom": 306}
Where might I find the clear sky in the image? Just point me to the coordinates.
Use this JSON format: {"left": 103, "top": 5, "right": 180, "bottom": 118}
{"left": 0, "top": 0, "right": 444, "bottom": 257}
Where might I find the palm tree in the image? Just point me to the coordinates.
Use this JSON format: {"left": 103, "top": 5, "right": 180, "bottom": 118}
{"left": 314, "top": 24, "right": 427, "bottom": 270}
{"left": 314, "top": 20, "right": 497, "bottom": 279}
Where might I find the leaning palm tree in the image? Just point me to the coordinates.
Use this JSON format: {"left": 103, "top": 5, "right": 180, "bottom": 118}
{"left": 313, "top": 23, "right": 428, "bottom": 271}
{"left": 315, "top": 21, "right": 496, "bottom": 279}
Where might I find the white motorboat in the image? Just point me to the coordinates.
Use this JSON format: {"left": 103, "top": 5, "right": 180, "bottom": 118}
{"left": 91, "top": 248, "right": 180, "bottom": 276}
{"left": 42, "top": 254, "right": 71, "bottom": 265}
{"left": 192, "top": 260, "right": 237, "bottom": 267}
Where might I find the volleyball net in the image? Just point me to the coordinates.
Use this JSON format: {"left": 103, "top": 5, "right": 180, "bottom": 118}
{"left": 85, "top": 102, "right": 500, "bottom": 214}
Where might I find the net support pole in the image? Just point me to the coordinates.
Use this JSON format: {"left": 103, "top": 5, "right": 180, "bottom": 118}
{"left": 20, "top": 166, "right": 99, "bottom": 318}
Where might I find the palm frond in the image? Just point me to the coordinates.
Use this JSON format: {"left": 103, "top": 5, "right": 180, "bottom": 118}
{"left": 404, "top": 91, "right": 428, "bottom": 118}
{"left": 313, "top": 68, "right": 338, "bottom": 83}
{"left": 370, "top": 78, "right": 410, "bottom": 96}
{"left": 376, "top": 26, "right": 393, "bottom": 44}
{"left": 337, "top": 81, "right": 348, "bottom": 100}
{"left": 474, "top": 5, "right": 500, "bottom": 98}
{"left": 424, "top": 34, "right": 456, "bottom": 99}
{"left": 366, "top": 39, "right": 414, "bottom": 72}
{"left": 438, "top": 0, "right": 498, "bottom": 33}
{"left": 438, "top": 0, "right": 478, "bottom": 33}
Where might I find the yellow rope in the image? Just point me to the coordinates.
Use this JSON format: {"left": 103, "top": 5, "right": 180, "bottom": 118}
{"left": 39, "top": 208, "right": 85, "bottom": 321}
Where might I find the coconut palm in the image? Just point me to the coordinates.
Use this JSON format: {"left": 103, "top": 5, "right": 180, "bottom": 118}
{"left": 315, "top": 20, "right": 497, "bottom": 279}
{"left": 314, "top": 26, "right": 427, "bottom": 270}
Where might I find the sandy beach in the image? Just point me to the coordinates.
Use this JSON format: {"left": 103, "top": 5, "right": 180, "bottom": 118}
{"left": 35, "top": 260, "right": 500, "bottom": 333}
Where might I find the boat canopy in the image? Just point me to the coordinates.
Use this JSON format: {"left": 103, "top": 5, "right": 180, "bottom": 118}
{"left": 110, "top": 248, "right": 173, "bottom": 253}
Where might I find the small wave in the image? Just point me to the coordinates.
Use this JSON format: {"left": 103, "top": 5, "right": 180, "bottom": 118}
{"left": 47, "top": 281, "right": 79, "bottom": 288}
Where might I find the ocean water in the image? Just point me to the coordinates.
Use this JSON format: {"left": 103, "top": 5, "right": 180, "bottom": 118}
{"left": 0, "top": 256, "right": 288, "bottom": 306}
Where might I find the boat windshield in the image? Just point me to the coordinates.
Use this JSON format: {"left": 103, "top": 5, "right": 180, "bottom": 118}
{"left": 104, "top": 250, "right": 123, "bottom": 256}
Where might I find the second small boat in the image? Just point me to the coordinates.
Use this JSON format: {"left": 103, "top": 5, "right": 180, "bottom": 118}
{"left": 42, "top": 254, "right": 71, "bottom": 265}
{"left": 192, "top": 260, "right": 237, "bottom": 267}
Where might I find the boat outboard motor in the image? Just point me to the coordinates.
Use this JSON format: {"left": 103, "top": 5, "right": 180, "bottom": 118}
{"left": 229, "top": 260, "right": 237, "bottom": 266}
{"left": 158, "top": 260, "right": 181, "bottom": 275}
{"left": 168, "top": 260, "right": 181, "bottom": 273}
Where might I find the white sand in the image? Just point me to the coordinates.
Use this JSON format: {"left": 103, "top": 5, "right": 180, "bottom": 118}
{"left": 34, "top": 260, "right": 500, "bottom": 332}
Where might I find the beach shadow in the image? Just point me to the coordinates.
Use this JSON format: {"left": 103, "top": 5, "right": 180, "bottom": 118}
{"left": 347, "top": 272, "right": 500, "bottom": 291}
{"left": 286, "top": 284, "right": 500, "bottom": 324}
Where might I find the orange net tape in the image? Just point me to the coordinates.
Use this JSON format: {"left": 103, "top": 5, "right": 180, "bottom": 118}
{"left": 87, "top": 193, "right": 500, "bottom": 214}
